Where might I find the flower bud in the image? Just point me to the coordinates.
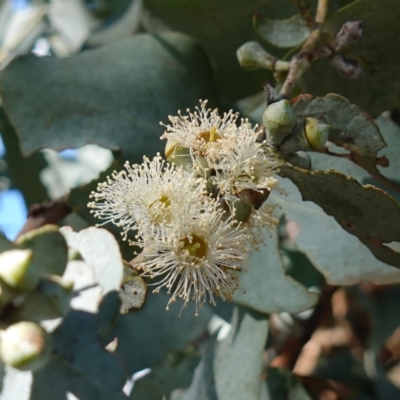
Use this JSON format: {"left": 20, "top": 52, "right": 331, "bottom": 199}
{"left": 0, "top": 249, "right": 39, "bottom": 291}
{"left": 13, "top": 275, "right": 73, "bottom": 321}
{"left": 0, "top": 321, "right": 52, "bottom": 371}
{"left": 263, "top": 100, "right": 297, "bottom": 147}
{"left": 194, "top": 155, "right": 212, "bottom": 179}
{"left": 220, "top": 198, "right": 252, "bottom": 223}
{"left": 165, "top": 138, "right": 179, "bottom": 159}
{"left": 237, "top": 42, "right": 289, "bottom": 72}
{"left": 238, "top": 188, "right": 271, "bottom": 210}
{"left": 237, "top": 41, "right": 277, "bottom": 70}
{"left": 304, "top": 117, "right": 330, "bottom": 151}
{"left": 165, "top": 142, "right": 193, "bottom": 171}
{"left": 279, "top": 118, "right": 330, "bottom": 154}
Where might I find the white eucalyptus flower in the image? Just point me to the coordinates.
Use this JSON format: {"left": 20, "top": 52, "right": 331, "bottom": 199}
{"left": 245, "top": 202, "right": 280, "bottom": 248}
{"left": 210, "top": 122, "right": 282, "bottom": 197}
{"left": 131, "top": 201, "right": 248, "bottom": 315}
{"left": 88, "top": 155, "right": 208, "bottom": 240}
{"left": 160, "top": 100, "right": 239, "bottom": 162}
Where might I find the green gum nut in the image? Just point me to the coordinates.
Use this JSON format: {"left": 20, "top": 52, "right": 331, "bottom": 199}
{"left": 279, "top": 118, "right": 330, "bottom": 155}
{"left": 194, "top": 155, "right": 212, "bottom": 179}
{"left": 237, "top": 41, "right": 276, "bottom": 70}
{"left": 0, "top": 249, "right": 39, "bottom": 291}
{"left": 263, "top": 99, "right": 297, "bottom": 147}
{"left": 0, "top": 321, "right": 52, "bottom": 371}
{"left": 304, "top": 117, "right": 330, "bottom": 151}
{"left": 13, "top": 275, "right": 73, "bottom": 322}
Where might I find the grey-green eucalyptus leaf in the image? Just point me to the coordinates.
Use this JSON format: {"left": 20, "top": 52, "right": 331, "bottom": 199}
{"left": 291, "top": 93, "right": 385, "bottom": 157}
{"left": 234, "top": 229, "right": 319, "bottom": 314}
{"left": 182, "top": 307, "right": 268, "bottom": 400}
{"left": 16, "top": 225, "right": 69, "bottom": 278}
{"left": 0, "top": 32, "right": 219, "bottom": 163}
{"left": 142, "top": 0, "right": 300, "bottom": 100}
{"left": 31, "top": 355, "right": 128, "bottom": 400}
{"left": 104, "top": 291, "right": 212, "bottom": 375}
{"left": 279, "top": 165, "right": 400, "bottom": 268}
{"left": 254, "top": 13, "right": 311, "bottom": 48}
{"left": 272, "top": 177, "right": 400, "bottom": 285}
{"left": 60, "top": 226, "right": 124, "bottom": 295}
{"left": 130, "top": 349, "right": 201, "bottom": 400}
{"left": 0, "top": 365, "right": 31, "bottom": 400}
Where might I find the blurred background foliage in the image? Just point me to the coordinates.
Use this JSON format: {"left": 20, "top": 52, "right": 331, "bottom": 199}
{"left": 0, "top": 0, "right": 400, "bottom": 399}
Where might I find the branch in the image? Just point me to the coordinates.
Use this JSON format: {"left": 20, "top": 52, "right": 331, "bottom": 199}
{"left": 16, "top": 197, "right": 71, "bottom": 238}
{"left": 292, "top": 0, "right": 315, "bottom": 29}
{"left": 315, "top": 0, "right": 329, "bottom": 25}
{"left": 278, "top": 21, "right": 363, "bottom": 99}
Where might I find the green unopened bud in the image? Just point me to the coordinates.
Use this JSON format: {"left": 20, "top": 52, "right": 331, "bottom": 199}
{"left": 194, "top": 155, "right": 212, "bottom": 179}
{"left": 0, "top": 321, "right": 52, "bottom": 371}
{"left": 237, "top": 188, "right": 271, "bottom": 210}
{"left": 220, "top": 198, "right": 252, "bottom": 223}
{"left": 14, "top": 276, "right": 73, "bottom": 321}
{"left": 165, "top": 139, "right": 179, "bottom": 159}
{"left": 304, "top": 117, "right": 330, "bottom": 151}
{"left": 0, "top": 249, "right": 39, "bottom": 291}
{"left": 279, "top": 118, "right": 330, "bottom": 154}
{"left": 263, "top": 100, "right": 297, "bottom": 147}
{"left": 237, "top": 41, "right": 289, "bottom": 71}
{"left": 165, "top": 142, "right": 193, "bottom": 171}
{"left": 286, "top": 151, "right": 311, "bottom": 169}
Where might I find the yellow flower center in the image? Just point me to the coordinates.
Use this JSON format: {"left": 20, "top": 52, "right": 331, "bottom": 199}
{"left": 159, "top": 195, "right": 171, "bottom": 207}
{"left": 198, "top": 127, "right": 222, "bottom": 143}
{"left": 148, "top": 195, "right": 171, "bottom": 223}
{"left": 181, "top": 234, "right": 209, "bottom": 258}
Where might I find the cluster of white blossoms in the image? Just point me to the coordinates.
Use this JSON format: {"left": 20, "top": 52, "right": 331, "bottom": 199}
{"left": 89, "top": 100, "right": 283, "bottom": 314}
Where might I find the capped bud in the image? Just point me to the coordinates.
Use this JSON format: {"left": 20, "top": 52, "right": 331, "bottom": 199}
{"left": 279, "top": 118, "right": 330, "bottom": 154}
{"left": 263, "top": 100, "right": 297, "bottom": 147}
{"left": 14, "top": 275, "right": 73, "bottom": 321}
{"left": 220, "top": 198, "right": 252, "bottom": 223}
{"left": 166, "top": 142, "right": 193, "bottom": 171}
{"left": 237, "top": 41, "right": 289, "bottom": 72}
{"left": 0, "top": 249, "right": 39, "bottom": 291}
{"left": 0, "top": 321, "right": 52, "bottom": 371}
{"left": 165, "top": 138, "right": 179, "bottom": 159}
{"left": 286, "top": 151, "right": 311, "bottom": 169}
{"left": 304, "top": 118, "right": 330, "bottom": 151}
{"left": 194, "top": 155, "right": 212, "bottom": 179}
{"left": 238, "top": 188, "right": 271, "bottom": 210}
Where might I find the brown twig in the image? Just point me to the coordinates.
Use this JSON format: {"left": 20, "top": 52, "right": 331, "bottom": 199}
{"left": 315, "top": 0, "right": 329, "bottom": 25}
{"left": 292, "top": 0, "right": 315, "bottom": 29}
{"left": 278, "top": 20, "right": 363, "bottom": 99}
{"left": 16, "top": 197, "right": 71, "bottom": 238}
{"left": 279, "top": 29, "right": 330, "bottom": 99}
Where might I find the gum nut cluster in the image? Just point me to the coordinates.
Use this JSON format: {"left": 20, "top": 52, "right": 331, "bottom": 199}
{"left": 88, "top": 100, "right": 284, "bottom": 314}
